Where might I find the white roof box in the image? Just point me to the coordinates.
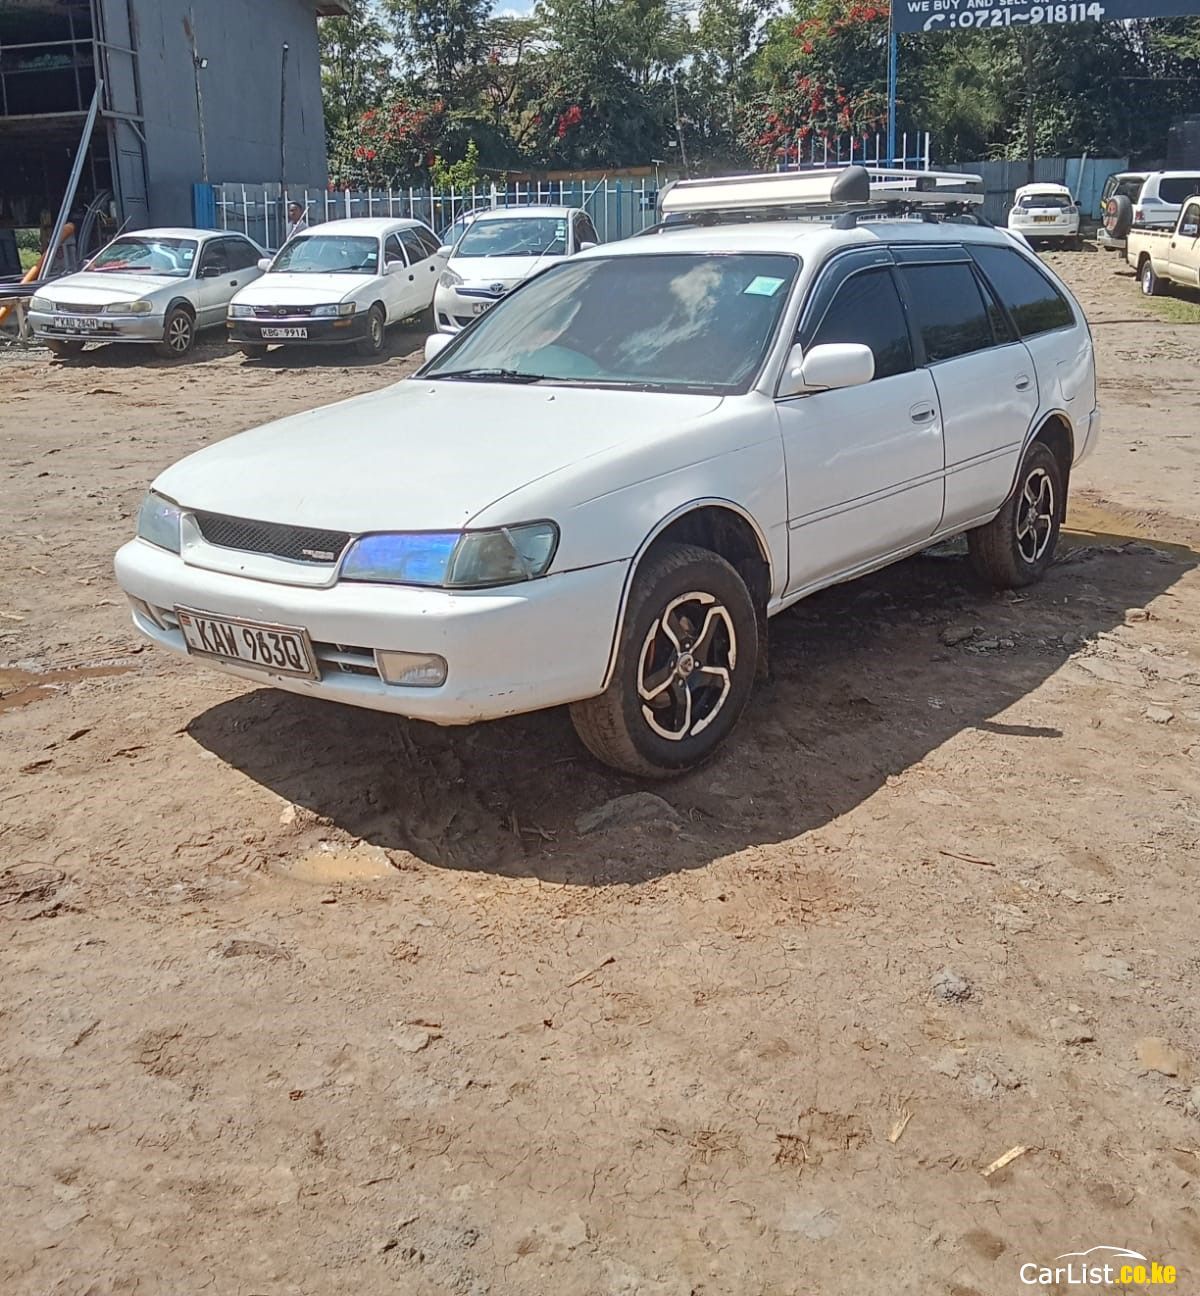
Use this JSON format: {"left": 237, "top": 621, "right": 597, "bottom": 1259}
{"left": 660, "top": 165, "right": 984, "bottom": 217}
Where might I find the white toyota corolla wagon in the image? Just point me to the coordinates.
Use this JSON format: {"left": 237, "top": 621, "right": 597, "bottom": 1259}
{"left": 115, "top": 167, "right": 1099, "bottom": 777}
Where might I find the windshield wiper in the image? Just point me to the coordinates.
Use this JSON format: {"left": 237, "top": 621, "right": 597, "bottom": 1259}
{"left": 433, "top": 368, "right": 547, "bottom": 384}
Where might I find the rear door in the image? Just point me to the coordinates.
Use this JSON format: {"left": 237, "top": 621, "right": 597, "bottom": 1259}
{"left": 893, "top": 247, "right": 1038, "bottom": 530}
{"left": 400, "top": 227, "right": 439, "bottom": 309}
{"left": 778, "top": 250, "right": 945, "bottom": 592}
{"left": 1169, "top": 200, "right": 1200, "bottom": 287}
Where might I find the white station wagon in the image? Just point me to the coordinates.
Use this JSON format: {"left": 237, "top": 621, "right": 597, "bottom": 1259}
{"left": 115, "top": 167, "right": 1099, "bottom": 776}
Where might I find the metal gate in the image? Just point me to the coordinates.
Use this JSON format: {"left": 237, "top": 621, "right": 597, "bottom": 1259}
{"left": 93, "top": 0, "right": 149, "bottom": 227}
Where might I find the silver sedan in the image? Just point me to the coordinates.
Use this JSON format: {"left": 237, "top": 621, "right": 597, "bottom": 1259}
{"left": 28, "top": 228, "right": 265, "bottom": 359}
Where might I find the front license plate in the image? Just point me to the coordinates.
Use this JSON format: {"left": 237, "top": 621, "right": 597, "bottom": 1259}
{"left": 54, "top": 314, "right": 102, "bottom": 330}
{"left": 472, "top": 301, "right": 493, "bottom": 316}
{"left": 261, "top": 326, "right": 307, "bottom": 339}
{"left": 176, "top": 607, "right": 318, "bottom": 679}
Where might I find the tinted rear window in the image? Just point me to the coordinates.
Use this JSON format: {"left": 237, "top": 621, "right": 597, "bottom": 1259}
{"left": 895, "top": 262, "right": 993, "bottom": 364}
{"left": 1157, "top": 177, "right": 1200, "bottom": 205}
{"left": 969, "top": 244, "right": 1075, "bottom": 338}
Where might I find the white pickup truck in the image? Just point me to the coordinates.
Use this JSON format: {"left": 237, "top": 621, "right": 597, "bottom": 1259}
{"left": 1126, "top": 194, "right": 1200, "bottom": 296}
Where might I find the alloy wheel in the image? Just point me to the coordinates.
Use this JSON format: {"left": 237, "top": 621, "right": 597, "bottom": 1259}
{"left": 167, "top": 315, "right": 193, "bottom": 352}
{"left": 637, "top": 591, "right": 737, "bottom": 741}
{"left": 1016, "top": 467, "right": 1055, "bottom": 564}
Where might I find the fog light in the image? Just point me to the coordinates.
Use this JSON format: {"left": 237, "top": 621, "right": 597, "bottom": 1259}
{"left": 375, "top": 650, "right": 447, "bottom": 687}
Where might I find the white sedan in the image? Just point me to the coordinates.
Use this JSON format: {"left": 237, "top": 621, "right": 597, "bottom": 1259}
{"left": 115, "top": 167, "right": 1098, "bottom": 776}
{"left": 433, "top": 205, "right": 598, "bottom": 333}
{"left": 28, "top": 228, "right": 265, "bottom": 358}
{"left": 227, "top": 217, "right": 446, "bottom": 357}
{"left": 1007, "top": 184, "right": 1081, "bottom": 246}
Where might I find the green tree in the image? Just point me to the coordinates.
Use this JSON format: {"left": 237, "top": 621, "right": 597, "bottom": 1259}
{"left": 319, "top": 0, "right": 395, "bottom": 137}
{"left": 383, "top": 0, "right": 491, "bottom": 97}
{"left": 691, "top": 0, "right": 760, "bottom": 163}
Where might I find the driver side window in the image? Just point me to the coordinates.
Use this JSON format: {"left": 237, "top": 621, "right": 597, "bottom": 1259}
{"left": 807, "top": 267, "right": 913, "bottom": 381}
{"left": 384, "top": 234, "right": 406, "bottom": 267}
{"left": 197, "top": 239, "right": 229, "bottom": 276}
{"left": 1182, "top": 203, "right": 1200, "bottom": 238}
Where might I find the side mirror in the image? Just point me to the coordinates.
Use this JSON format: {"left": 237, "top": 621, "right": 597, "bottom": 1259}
{"left": 438, "top": 244, "right": 454, "bottom": 256}
{"left": 199, "top": 264, "right": 223, "bottom": 278}
{"left": 257, "top": 258, "right": 272, "bottom": 272}
{"left": 424, "top": 333, "right": 453, "bottom": 363}
{"left": 778, "top": 342, "right": 874, "bottom": 398}
{"left": 385, "top": 259, "right": 406, "bottom": 273}
{"left": 578, "top": 240, "right": 597, "bottom": 252}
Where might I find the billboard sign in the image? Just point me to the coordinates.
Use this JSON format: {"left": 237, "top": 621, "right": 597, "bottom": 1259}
{"left": 893, "top": 0, "right": 1200, "bottom": 34}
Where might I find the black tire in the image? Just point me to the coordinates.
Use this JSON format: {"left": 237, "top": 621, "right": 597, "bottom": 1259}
{"left": 238, "top": 344, "right": 268, "bottom": 358}
{"left": 155, "top": 305, "right": 195, "bottom": 359}
{"left": 968, "top": 442, "right": 1064, "bottom": 590}
{"left": 45, "top": 339, "right": 85, "bottom": 358}
{"left": 355, "top": 304, "right": 386, "bottom": 357}
{"left": 1104, "top": 194, "right": 1134, "bottom": 240}
{"left": 1140, "top": 258, "right": 1166, "bottom": 297}
{"left": 569, "top": 543, "right": 758, "bottom": 778}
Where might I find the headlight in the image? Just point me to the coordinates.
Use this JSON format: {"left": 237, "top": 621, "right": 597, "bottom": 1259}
{"left": 106, "top": 300, "right": 154, "bottom": 315}
{"left": 229, "top": 303, "right": 255, "bottom": 318}
{"left": 30, "top": 295, "right": 52, "bottom": 311}
{"left": 312, "top": 302, "right": 356, "bottom": 317}
{"left": 136, "top": 491, "right": 182, "bottom": 553}
{"left": 439, "top": 269, "right": 463, "bottom": 290}
{"left": 341, "top": 522, "right": 558, "bottom": 588}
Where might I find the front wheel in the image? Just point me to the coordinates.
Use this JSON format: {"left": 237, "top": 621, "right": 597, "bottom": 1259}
{"left": 569, "top": 543, "right": 759, "bottom": 778}
{"left": 355, "top": 304, "right": 386, "bottom": 357}
{"left": 968, "top": 442, "right": 1064, "bottom": 589}
{"left": 155, "top": 306, "right": 195, "bottom": 358}
{"left": 1141, "top": 260, "right": 1165, "bottom": 297}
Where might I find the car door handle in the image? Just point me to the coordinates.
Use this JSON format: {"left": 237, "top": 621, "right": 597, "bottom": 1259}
{"left": 408, "top": 273, "right": 415, "bottom": 281}
{"left": 230, "top": 280, "right": 238, "bottom": 287}
{"left": 1015, "top": 374, "right": 1032, "bottom": 391}
{"left": 910, "top": 404, "right": 937, "bottom": 424}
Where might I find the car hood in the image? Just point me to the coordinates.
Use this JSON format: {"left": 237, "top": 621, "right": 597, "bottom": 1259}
{"left": 154, "top": 380, "right": 724, "bottom": 532}
{"left": 446, "top": 253, "right": 566, "bottom": 289}
{"left": 36, "top": 271, "right": 182, "bottom": 303}
{"left": 232, "top": 273, "right": 371, "bottom": 305}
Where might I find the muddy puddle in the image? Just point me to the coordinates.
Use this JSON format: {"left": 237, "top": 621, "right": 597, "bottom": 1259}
{"left": 0, "top": 663, "right": 134, "bottom": 715}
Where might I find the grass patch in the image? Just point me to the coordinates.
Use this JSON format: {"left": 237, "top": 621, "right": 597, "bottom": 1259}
{"left": 1146, "top": 289, "right": 1200, "bottom": 325}
{"left": 18, "top": 248, "right": 39, "bottom": 273}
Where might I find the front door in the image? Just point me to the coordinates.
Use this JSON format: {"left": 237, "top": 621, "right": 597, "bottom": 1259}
{"left": 1169, "top": 199, "right": 1200, "bottom": 287}
{"left": 193, "top": 238, "right": 239, "bottom": 328}
{"left": 778, "top": 258, "right": 945, "bottom": 593}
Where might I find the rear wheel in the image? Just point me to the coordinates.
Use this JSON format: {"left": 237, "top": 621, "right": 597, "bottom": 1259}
{"left": 355, "top": 304, "right": 386, "bottom": 357}
{"left": 45, "top": 339, "right": 85, "bottom": 358}
{"left": 1140, "top": 259, "right": 1165, "bottom": 296}
{"left": 569, "top": 543, "right": 758, "bottom": 777}
{"left": 155, "top": 306, "right": 195, "bottom": 358}
{"left": 968, "top": 442, "right": 1063, "bottom": 590}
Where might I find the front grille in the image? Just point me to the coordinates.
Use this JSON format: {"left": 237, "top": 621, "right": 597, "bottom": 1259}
{"left": 253, "top": 305, "right": 316, "bottom": 318}
{"left": 193, "top": 510, "right": 351, "bottom": 564}
{"left": 53, "top": 302, "right": 102, "bottom": 314}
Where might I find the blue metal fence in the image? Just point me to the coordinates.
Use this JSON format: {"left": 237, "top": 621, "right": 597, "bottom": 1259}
{"left": 955, "top": 156, "right": 1129, "bottom": 225}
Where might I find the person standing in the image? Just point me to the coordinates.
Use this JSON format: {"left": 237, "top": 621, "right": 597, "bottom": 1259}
{"left": 284, "top": 200, "right": 308, "bottom": 242}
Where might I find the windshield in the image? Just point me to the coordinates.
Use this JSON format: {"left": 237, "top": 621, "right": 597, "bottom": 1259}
{"left": 454, "top": 215, "right": 568, "bottom": 258}
{"left": 1019, "top": 193, "right": 1072, "bottom": 209}
{"left": 270, "top": 235, "right": 379, "bottom": 274}
{"left": 88, "top": 236, "right": 197, "bottom": 277}
{"left": 423, "top": 252, "right": 799, "bottom": 394}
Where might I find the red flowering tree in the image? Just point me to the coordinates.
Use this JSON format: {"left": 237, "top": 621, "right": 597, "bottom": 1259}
{"left": 330, "top": 97, "right": 448, "bottom": 187}
{"left": 742, "top": 1, "right": 890, "bottom": 169}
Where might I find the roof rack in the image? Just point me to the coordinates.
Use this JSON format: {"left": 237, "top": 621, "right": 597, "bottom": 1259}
{"left": 658, "top": 165, "right": 984, "bottom": 221}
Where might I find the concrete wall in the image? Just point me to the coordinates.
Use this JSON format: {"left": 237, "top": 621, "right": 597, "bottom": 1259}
{"left": 130, "top": 0, "right": 329, "bottom": 225}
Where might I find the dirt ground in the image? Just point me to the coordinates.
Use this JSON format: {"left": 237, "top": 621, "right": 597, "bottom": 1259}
{"left": 3, "top": 246, "right": 1200, "bottom": 1296}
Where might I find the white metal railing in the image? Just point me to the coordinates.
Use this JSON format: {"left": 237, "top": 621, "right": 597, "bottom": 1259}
{"left": 773, "top": 131, "right": 931, "bottom": 174}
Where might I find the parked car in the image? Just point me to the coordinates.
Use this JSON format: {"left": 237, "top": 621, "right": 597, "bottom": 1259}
{"left": 28, "top": 228, "right": 265, "bottom": 359}
{"left": 1007, "top": 183, "right": 1081, "bottom": 247}
{"left": 115, "top": 166, "right": 1099, "bottom": 777}
{"left": 1097, "top": 171, "right": 1148, "bottom": 252}
{"left": 433, "top": 205, "right": 598, "bottom": 333}
{"left": 226, "top": 217, "right": 446, "bottom": 357}
{"left": 436, "top": 205, "right": 491, "bottom": 250}
{"left": 1102, "top": 170, "right": 1200, "bottom": 254}
{"left": 1125, "top": 193, "right": 1200, "bottom": 295}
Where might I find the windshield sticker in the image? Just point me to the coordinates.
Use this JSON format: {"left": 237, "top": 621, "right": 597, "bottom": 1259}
{"left": 744, "top": 275, "right": 785, "bottom": 297}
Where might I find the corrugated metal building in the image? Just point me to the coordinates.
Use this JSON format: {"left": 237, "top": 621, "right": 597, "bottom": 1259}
{"left": 0, "top": 0, "right": 347, "bottom": 240}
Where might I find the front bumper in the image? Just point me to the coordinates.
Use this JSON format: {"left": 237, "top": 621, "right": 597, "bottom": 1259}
{"left": 227, "top": 315, "right": 369, "bottom": 346}
{"left": 114, "top": 538, "right": 629, "bottom": 724}
{"left": 30, "top": 309, "right": 166, "bottom": 344}
{"left": 433, "top": 285, "right": 505, "bottom": 334}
